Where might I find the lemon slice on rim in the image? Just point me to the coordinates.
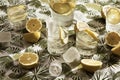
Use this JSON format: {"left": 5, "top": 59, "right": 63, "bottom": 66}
{"left": 75, "top": 22, "right": 90, "bottom": 32}
{"left": 105, "top": 32, "right": 120, "bottom": 47}
{"left": 84, "top": 29, "right": 98, "bottom": 41}
{"left": 81, "top": 59, "right": 102, "bottom": 72}
{"left": 26, "top": 18, "right": 42, "bottom": 33}
{"left": 111, "top": 42, "right": 120, "bottom": 56}
{"left": 106, "top": 8, "right": 120, "bottom": 24}
{"left": 19, "top": 52, "right": 39, "bottom": 69}
{"left": 59, "top": 27, "right": 68, "bottom": 44}
{"left": 101, "top": 5, "right": 112, "bottom": 18}
{"left": 23, "top": 32, "right": 41, "bottom": 43}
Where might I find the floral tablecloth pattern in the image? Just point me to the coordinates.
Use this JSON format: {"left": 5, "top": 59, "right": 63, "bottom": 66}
{"left": 1, "top": 0, "right": 120, "bottom": 80}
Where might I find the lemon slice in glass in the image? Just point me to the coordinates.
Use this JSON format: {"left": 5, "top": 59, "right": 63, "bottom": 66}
{"left": 19, "top": 52, "right": 39, "bottom": 69}
{"left": 105, "top": 32, "right": 120, "bottom": 47}
{"left": 107, "top": 8, "right": 120, "bottom": 24}
{"left": 23, "top": 32, "right": 41, "bottom": 43}
{"left": 26, "top": 18, "right": 42, "bottom": 33}
{"left": 81, "top": 59, "right": 102, "bottom": 72}
{"left": 53, "top": 3, "right": 72, "bottom": 14}
{"left": 59, "top": 27, "right": 68, "bottom": 44}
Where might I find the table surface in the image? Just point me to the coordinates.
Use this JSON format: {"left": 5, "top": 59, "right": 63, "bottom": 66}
{"left": 0, "top": 0, "right": 120, "bottom": 80}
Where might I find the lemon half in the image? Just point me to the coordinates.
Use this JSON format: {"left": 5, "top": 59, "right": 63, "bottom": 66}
{"left": 111, "top": 42, "right": 120, "bottom": 56}
{"left": 26, "top": 18, "right": 42, "bottom": 33}
{"left": 105, "top": 32, "right": 120, "bottom": 47}
{"left": 19, "top": 52, "right": 39, "bottom": 69}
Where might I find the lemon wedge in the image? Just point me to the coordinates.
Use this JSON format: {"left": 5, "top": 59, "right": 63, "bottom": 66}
{"left": 23, "top": 32, "right": 41, "bottom": 43}
{"left": 81, "top": 59, "right": 102, "bottom": 72}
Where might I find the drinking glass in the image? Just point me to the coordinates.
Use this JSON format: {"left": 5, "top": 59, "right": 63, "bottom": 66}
{"left": 49, "top": 60, "right": 62, "bottom": 77}
{"left": 47, "top": 19, "right": 69, "bottom": 55}
{"left": 7, "top": 1, "right": 27, "bottom": 31}
{"left": 76, "top": 30, "right": 98, "bottom": 59}
{"left": 103, "top": 6, "right": 120, "bottom": 33}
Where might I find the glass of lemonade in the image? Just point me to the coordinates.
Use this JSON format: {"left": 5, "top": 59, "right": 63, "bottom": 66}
{"left": 7, "top": 2, "right": 27, "bottom": 31}
{"left": 47, "top": 19, "right": 69, "bottom": 55}
{"left": 105, "top": 7, "right": 120, "bottom": 33}
{"left": 49, "top": 0, "right": 76, "bottom": 27}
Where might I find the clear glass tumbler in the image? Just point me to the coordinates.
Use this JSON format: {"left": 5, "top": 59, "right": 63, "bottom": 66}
{"left": 47, "top": 19, "right": 69, "bottom": 55}
{"left": 49, "top": 60, "right": 62, "bottom": 77}
{"left": 105, "top": 7, "right": 120, "bottom": 33}
{"left": 7, "top": 3, "right": 27, "bottom": 31}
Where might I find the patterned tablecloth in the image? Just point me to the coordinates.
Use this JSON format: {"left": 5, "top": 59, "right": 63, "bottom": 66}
{"left": 0, "top": 0, "right": 120, "bottom": 80}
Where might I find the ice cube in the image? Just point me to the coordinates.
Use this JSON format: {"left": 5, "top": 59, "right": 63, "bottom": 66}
{"left": 63, "top": 47, "right": 80, "bottom": 63}
{"left": 49, "top": 60, "right": 62, "bottom": 77}
{"left": 0, "top": 32, "right": 11, "bottom": 42}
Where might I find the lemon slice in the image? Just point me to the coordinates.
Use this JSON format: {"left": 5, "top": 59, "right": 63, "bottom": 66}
{"left": 52, "top": 3, "right": 72, "bottom": 14}
{"left": 19, "top": 52, "right": 39, "bottom": 69}
{"left": 111, "top": 42, "right": 120, "bottom": 56}
{"left": 106, "top": 8, "right": 120, "bottom": 24}
{"left": 26, "top": 18, "right": 42, "bottom": 33}
{"left": 81, "top": 59, "right": 102, "bottom": 72}
{"left": 59, "top": 27, "right": 68, "bottom": 44}
{"left": 84, "top": 29, "right": 98, "bottom": 41}
{"left": 105, "top": 32, "right": 120, "bottom": 47}
{"left": 23, "top": 32, "right": 41, "bottom": 43}
{"left": 75, "top": 21, "right": 90, "bottom": 32}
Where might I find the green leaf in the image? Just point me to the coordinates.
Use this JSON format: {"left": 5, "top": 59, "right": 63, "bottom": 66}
{"left": 76, "top": 4, "right": 88, "bottom": 13}
{"left": 85, "top": 3, "right": 102, "bottom": 12}
{"left": 113, "top": 71, "right": 120, "bottom": 80}
{"left": 86, "top": 10, "right": 102, "bottom": 19}
{"left": 29, "top": 0, "right": 41, "bottom": 8}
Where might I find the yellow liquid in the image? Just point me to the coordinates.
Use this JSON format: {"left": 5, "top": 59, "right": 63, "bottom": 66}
{"left": 50, "top": 2, "right": 75, "bottom": 15}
